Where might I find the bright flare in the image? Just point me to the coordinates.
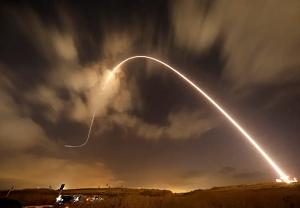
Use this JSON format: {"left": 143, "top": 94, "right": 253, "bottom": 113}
{"left": 65, "top": 56, "right": 287, "bottom": 179}
{"left": 56, "top": 195, "right": 62, "bottom": 202}
{"left": 276, "top": 176, "right": 297, "bottom": 183}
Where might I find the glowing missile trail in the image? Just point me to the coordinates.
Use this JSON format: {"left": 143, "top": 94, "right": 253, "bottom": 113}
{"left": 65, "top": 56, "right": 286, "bottom": 178}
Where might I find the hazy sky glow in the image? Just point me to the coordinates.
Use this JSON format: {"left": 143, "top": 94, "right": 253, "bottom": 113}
{"left": 0, "top": 0, "right": 300, "bottom": 192}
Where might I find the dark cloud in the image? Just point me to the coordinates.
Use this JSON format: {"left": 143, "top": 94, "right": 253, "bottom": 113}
{"left": 181, "top": 170, "right": 206, "bottom": 179}
{"left": 220, "top": 166, "right": 236, "bottom": 175}
{"left": 233, "top": 171, "right": 264, "bottom": 179}
{"left": 98, "top": 109, "right": 219, "bottom": 141}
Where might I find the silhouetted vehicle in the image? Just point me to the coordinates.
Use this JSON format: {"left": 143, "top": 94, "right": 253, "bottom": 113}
{"left": 0, "top": 198, "right": 23, "bottom": 208}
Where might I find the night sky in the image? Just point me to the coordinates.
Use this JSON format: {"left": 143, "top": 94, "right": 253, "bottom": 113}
{"left": 1, "top": 0, "right": 300, "bottom": 193}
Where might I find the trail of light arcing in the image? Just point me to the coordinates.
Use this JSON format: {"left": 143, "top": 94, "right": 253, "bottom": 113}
{"left": 65, "top": 110, "right": 96, "bottom": 148}
{"left": 65, "top": 56, "right": 286, "bottom": 178}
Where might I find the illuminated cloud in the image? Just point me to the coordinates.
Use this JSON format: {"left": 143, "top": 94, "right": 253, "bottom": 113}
{"left": 170, "top": 0, "right": 220, "bottom": 53}
{"left": 171, "top": 0, "right": 300, "bottom": 88}
{"left": 99, "top": 109, "right": 218, "bottom": 140}
{"left": 0, "top": 70, "right": 48, "bottom": 150}
{"left": 3, "top": 6, "right": 216, "bottom": 142}
{"left": 5, "top": 7, "right": 125, "bottom": 125}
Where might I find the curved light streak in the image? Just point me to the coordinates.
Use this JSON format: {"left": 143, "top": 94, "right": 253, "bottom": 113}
{"left": 65, "top": 111, "right": 96, "bottom": 148}
{"left": 65, "top": 56, "right": 286, "bottom": 178}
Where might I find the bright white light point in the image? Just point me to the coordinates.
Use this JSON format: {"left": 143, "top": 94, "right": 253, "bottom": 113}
{"left": 65, "top": 55, "right": 289, "bottom": 180}
{"left": 56, "top": 195, "right": 62, "bottom": 202}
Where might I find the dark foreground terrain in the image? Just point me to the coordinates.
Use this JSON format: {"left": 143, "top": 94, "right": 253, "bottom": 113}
{"left": 1, "top": 182, "right": 300, "bottom": 208}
